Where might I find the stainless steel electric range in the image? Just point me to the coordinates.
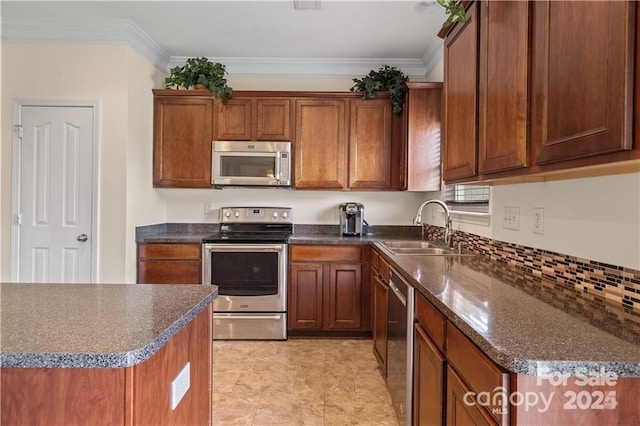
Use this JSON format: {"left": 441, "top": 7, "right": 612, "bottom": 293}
{"left": 202, "top": 206, "right": 292, "bottom": 340}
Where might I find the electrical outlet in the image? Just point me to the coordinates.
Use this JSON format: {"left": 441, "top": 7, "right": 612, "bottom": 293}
{"left": 502, "top": 206, "right": 520, "bottom": 231}
{"left": 204, "top": 201, "right": 215, "bottom": 215}
{"left": 171, "top": 362, "right": 190, "bottom": 410}
{"left": 533, "top": 207, "right": 544, "bottom": 235}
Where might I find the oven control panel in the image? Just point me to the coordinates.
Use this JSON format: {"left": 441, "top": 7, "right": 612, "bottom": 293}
{"left": 220, "top": 207, "right": 293, "bottom": 223}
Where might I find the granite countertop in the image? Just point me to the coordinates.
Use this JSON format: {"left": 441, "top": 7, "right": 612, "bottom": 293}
{"left": 134, "top": 223, "right": 640, "bottom": 377}
{"left": 371, "top": 242, "right": 640, "bottom": 378}
{"left": 0, "top": 283, "right": 218, "bottom": 369}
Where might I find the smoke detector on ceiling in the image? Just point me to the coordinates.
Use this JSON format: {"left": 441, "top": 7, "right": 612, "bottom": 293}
{"left": 293, "top": 1, "right": 321, "bottom": 10}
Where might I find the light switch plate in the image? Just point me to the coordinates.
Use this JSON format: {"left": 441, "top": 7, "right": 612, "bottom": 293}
{"left": 502, "top": 206, "right": 520, "bottom": 231}
{"left": 171, "top": 362, "right": 190, "bottom": 410}
{"left": 533, "top": 208, "right": 544, "bottom": 235}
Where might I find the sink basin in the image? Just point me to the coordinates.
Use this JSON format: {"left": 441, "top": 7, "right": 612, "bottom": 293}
{"left": 379, "top": 240, "right": 441, "bottom": 249}
{"left": 379, "top": 240, "right": 471, "bottom": 256}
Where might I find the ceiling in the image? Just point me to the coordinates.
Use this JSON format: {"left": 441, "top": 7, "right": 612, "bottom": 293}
{"left": 1, "top": 1, "right": 448, "bottom": 77}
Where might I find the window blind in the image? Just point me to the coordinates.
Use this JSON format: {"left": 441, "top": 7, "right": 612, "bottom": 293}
{"left": 443, "top": 184, "right": 490, "bottom": 214}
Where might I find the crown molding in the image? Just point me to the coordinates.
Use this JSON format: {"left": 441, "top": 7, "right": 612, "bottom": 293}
{"left": 168, "top": 56, "right": 429, "bottom": 79}
{"left": 1, "top": 18, "right": 171, "bottom": 72}
{"left": 2, "top": 18, "right": 439, "bottom": 78}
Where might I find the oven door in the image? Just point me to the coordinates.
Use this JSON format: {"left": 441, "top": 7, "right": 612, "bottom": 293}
{"left": 202, "top": 243, "right": 286, "bottom": 312}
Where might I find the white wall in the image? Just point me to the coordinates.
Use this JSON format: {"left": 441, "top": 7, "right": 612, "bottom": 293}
{"left": 1, "top": 43, "right": 164, "bottom": 283}
{"left": 423, "top": 173, "right": 640, "bottom": 271}
{"left": 125, "top": 49, "right": 167, "bottom": 280}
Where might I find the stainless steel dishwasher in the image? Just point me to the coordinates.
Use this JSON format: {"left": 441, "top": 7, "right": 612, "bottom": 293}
{"left": 387, "top": 268, "right": 415, "bottom": 426}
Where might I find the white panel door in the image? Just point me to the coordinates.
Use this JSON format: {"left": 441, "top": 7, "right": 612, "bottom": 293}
{"left": 18, "top": 106, "right": 94, "bottom": 283}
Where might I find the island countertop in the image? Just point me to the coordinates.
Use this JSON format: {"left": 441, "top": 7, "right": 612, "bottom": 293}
{"left": 0, "top": 283, "right": 218, "bottom": 369}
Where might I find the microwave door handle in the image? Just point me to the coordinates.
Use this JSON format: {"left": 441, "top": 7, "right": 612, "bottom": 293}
{"left": 274, "top": 152, "right": 281, "bottom": 180}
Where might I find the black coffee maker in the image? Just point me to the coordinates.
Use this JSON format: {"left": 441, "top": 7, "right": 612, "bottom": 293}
{"left": 339, "top": 203, "right": 365, "bottom": 236}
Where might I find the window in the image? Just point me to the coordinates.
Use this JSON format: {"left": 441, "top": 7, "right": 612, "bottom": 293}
{"left": 443, "top": 184, "right": 490, "bottom": 214}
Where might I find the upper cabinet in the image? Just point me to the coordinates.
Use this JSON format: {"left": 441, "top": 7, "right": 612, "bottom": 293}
{"left": 153, "top": 90, "right": 213, "bottom": 188}
{"left": 442, "top": 0, "right": 638, "bottom": 185}
{"left": 294, "top": 94, "right": 405, "bottom": 191}
{"left": 298, "top": 93, "right": 408, "bottom": 191}
{"left": 442, "top": 2, "right": 479, "bottom": 182}
{"left": 294, "top": 98, "right": 348, "bottom": 189}
{"left": 153, "top": 90, "right": 440, "bottom": 190}
{"left": 405, "top": 82, "right": 443, "bottom": 191}
{"left": 530, "top": 0, "right": 634, "bottom": 165}
{"left": 478, "top": 0, "right": 530, "bottom": 174}
{"left": 216, "top": 96, "right": 292, "bottom": 141}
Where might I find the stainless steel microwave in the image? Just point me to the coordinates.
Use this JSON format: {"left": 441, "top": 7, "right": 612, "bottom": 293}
{"left": 212, "top": 141, "right": 292, "bottom": 187}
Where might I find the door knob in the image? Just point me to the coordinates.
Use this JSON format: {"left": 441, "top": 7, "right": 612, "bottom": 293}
{"left": 77, "top": 234, "right": 88, "bottom": 242}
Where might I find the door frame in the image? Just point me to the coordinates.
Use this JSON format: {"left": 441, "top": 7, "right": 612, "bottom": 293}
{"left": 11, "top": 99, "right": 100, "bottom": 283}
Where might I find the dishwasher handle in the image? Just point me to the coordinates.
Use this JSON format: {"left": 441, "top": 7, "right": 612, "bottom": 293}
{"left": 388, "top": 280, "right": 407, "bottom": 306}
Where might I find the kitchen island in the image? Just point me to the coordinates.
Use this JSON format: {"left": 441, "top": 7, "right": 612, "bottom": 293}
{"left": 0, "top": 283, "right": 217, "bottom": 425}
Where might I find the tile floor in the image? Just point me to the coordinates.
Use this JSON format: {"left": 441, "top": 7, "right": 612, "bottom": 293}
{"left": 212, "top": 339, "right": 399, "bottom": 426}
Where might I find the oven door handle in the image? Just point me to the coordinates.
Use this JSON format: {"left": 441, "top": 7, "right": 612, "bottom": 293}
{"left": 213, "top": 313, "right": 284, "bottom": 320}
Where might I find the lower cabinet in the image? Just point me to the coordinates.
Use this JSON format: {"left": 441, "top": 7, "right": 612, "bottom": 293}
{"left": 371, "top": 248, "right": 389, "bottom": 375}
{"left": 137, "top": 243, "right": 202, "bottom": 284}
{"left": 414, "top": 292, "right": 507, "bottom": 426}
{"left": 288, "top": 245, "right": 369, "bottom": 335}
{"left": 414, "top": 323, "right": 445, "bottom": 426}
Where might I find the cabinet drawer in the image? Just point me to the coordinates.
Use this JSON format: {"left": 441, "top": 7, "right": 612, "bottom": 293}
{"left": 290, "top": 245, "right": 361, "bottom": 262}
{"left": 446, "top": 323, "right": 509, "bottom": 424}
{"left": 137, "top": 260, "right": 201, "bottom": 284}
{"left": 416, "top": 292, "right": 445, "bottom": 351}
{"left": 138, "top": 243, "right": 201, "bottom": 260}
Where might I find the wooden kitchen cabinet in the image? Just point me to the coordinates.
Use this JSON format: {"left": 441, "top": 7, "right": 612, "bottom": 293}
{"left": 446, "top": 367, "right": 496, "bottom": 426}
{"left": 294, "top": 98, "right": 348, "bottom": 189}
{"left": 371, "top": 249, "right": 389, "bottom": 374}
{"left": 294, "top": 94, "right": 404, "bottom": 190}
{"left": 415, "top": 324, "right": 445, "bottom": 426}
{"left": 153, "top": 90, "right": 213, "bottom": 188}
{"left": 217, "top": 96, "right": 292, "bottom": 141}
{"left": 442, "top": 1, "right": 479, "bottom": 182}
{"left": 413, "top": 292, "right": 508, "bottom": 426}
{"left": 288, "top": 245, "right": 368, "bottom": 335}
{"left": 137, "top": 243, "right": 202, "bottom": 284}
{"left": 405, "top": 82, "right": 443, "bottom": 191}
{"left": 441, "top": 1, "right": 638, "bottom": 185}
{"left": 478, "top": 0, "right": 530, "bottom": 174}
{"left": 530, "top": 0, "right": 635, "bottom": 166}
{"left": 349, "top": 98, "right": 394, "bottom": 189}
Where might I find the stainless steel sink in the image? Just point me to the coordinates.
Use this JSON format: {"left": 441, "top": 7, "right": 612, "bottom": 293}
{"left": 379, "top": 240, "right": 472, "bottom": 256}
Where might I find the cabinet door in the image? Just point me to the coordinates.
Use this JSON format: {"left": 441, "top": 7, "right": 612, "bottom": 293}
{"left": 217, "top": 98, "right": 253, "bottom": 140}
{"left": 414, "top": 323, "right": 445, "bottom": 426}
{"left": 294, "top": 99, "right": 347, "bottom": 189}
{"left": 349, "top": 99, "right": 392, "bottom": 189}
{"left": 531, "top": 1, "right": 635, "bottom": 165}
{"left": 256, "top": 98, "right": 292, "bottom": 141}
{"left": 446, "top": 368, "right": 496, "bottom": 426}
{"left": 137, "top": 243, "right": 202, "bottom": 284}
{"left": 405, "top": 83, "right": 443, "bottom": 191}
{"left": 288, "top": 262, "right": 324, "bottom": 329}
{"left": 326, "top": 263, "right": 362, "bottom": 329}
{"left": 372, "top": 270, "right": 388, "bottom": 374}
{"left": 478, "top": 0, "right": 529, "bottom": 174}
{"left": 153, "top": 96, "right": 213, "bottom": 188}
{"left": 442, "top": 2, "right": 479, "bottom": 181}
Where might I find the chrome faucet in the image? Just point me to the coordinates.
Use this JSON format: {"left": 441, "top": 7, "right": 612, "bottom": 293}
{"left": 413, "top": 199, "right": 453, "bottom": 248}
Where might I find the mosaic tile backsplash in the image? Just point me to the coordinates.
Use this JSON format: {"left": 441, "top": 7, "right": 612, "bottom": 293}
{"left": 424, "top": 225, "right": 640, "bottom": 337}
